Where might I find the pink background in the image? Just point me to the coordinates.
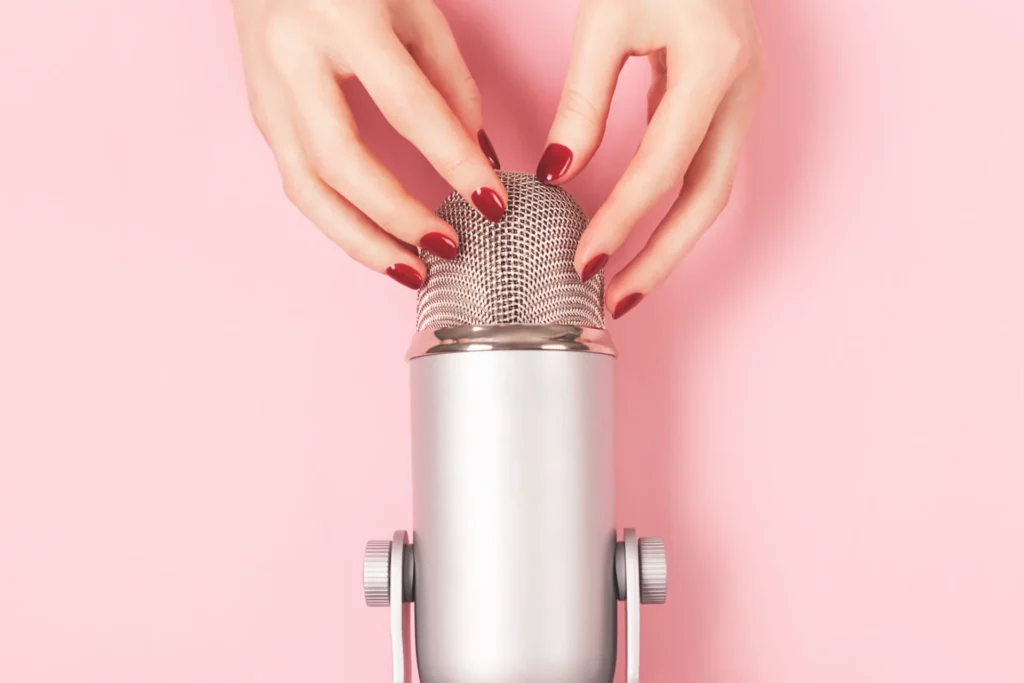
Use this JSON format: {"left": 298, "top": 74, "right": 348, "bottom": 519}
{"left": 2, "top": 1, "right": 1023, "bottom": 681}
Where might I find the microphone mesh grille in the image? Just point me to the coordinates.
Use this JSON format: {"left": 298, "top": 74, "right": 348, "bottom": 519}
{"left": 417, "top": 171, "right": 604, "bottom": 330}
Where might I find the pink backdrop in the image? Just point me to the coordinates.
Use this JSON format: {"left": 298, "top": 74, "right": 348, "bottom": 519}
{"left": 2, "top": 1, "right": 1023, "bottom": 681}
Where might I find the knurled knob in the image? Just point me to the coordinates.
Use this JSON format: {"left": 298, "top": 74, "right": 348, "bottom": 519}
{"left": 363, "top": 540, "right": 392, "bottom": 607}
{"left": 638, "top": 537, "right": 667, "bottom": 605}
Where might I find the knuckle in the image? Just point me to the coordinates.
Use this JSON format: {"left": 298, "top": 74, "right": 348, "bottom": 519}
{"left": 308, "top": 138, "right": 359, "bottom": 190}
{"left": 247, "top": 96, "right": 270, "bottom": 137}
{"left": 261, "top": 10, "right": 307, "bottom": 59}
{"left": 647, "top": 229, "right": 682, "bottom": 259}
{"left": 460, "top": 75, "right": 483, "bottom": 111}
{"left": 692, "top": 24, "right": 747, "bottom": 78}
{"left": 335, "top": 238, "right": 371, "bottom": 268}
{"left": 644, "top": 155, "right": 687, "bottom": 191}
{"left": 714, "top": 32, "right": 746, "bottom": 72}
{"left": 278, "top": 155, "right": 329, "bottom": 211}
{"left": 708, "top": 177, "right": 735, "bottom": 215}
{"left": 432, "top": 149, "right": 476, "bottom": 182}
{"left": 658, "top": 164, "right": 687, "bottom": 191}
{"left": 381, "top": 99, "right": 420, "bottom": 139}
{"left": 560, "top": 87, "right": 604, "bottom": 131}
{"left": 281, "top": 173, "right": 317, "bottom": 209}
{"left": 368, "top": 193, "right": 409, "bottom": 234}
{"left": 747, "top": 56, "right": 768, "bottom": 92}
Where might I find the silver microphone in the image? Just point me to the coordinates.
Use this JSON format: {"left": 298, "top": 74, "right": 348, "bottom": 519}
{"left": 364, "top": 172, "right": 667, "bottom": 683}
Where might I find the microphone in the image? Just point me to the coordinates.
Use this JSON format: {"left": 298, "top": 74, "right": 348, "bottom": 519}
{"left": 363, "top": 172, "right": 667, "bottom": 683}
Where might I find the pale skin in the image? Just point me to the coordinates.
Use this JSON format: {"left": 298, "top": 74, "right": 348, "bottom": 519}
{"left": 232, "top": 0, "right": 764, "bottom": 318}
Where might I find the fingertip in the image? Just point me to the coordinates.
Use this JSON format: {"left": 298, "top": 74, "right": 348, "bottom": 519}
{"left": 419, "top": 231, "right": 459, "bottom": 260}
{"left": 385, "top": 261, "right": 425, "bottom": 290}
{"left": 536, "top": 143, "right": 574, "bottom": 184}
{"left": 579, "top": 253, "right": 609, "bottom": 283}
{"left": 602, "top": 265, "right": 642, "bottom": 318}
{"left": 477, "top": 129, "right": 500, "bottom": 170}
{"left": 471, "top": 186, "right": 506, "bottom": 222}
{"left": 610, "top": 292, "right": 644, "bottom": 320}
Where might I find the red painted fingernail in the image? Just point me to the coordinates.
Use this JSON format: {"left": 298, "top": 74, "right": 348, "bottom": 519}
{"left": 386, "top": 263, "right": 423, "bottom": 290}
{"left": 580, "top": 254, "right": 609, "bottom": 283}
{"left": 612, "top": 293, "right": 644, "bottom": 319}
{"left": 478, "top": 129, "right": 500, "bottom": 170}
{"left": 536, "top": 143, "right": 573, "bottom": 183}
{"left": 419, "top": 232, "right": 458, "bottom": 260}
{"left": 472, "top": 187, "right": 506, "bottom": 222}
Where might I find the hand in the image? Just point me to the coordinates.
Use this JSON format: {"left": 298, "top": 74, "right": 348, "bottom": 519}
{"left": 537, "top": 0, "right": 765, "bottom": 318}
{"left": 231, "top": 0, "right": 506, "bottom": 290}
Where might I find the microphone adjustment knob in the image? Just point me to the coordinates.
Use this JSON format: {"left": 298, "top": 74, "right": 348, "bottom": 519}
{"left": 363, "top": 540, "right": 392, "bottom": 607}
{"left": 638, "top": 536, "right": 667, "bottom": 605}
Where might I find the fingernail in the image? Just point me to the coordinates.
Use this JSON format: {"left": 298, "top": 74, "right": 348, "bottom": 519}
{"left": 580, "top": 254, "right": 609, "bottom": 283}
{"left": 478, "top": 129, "right": 500, "bottom": 170}
{"left": 612, "top": 293, "right": 644, "bottom": 319}
{"left": 386, "top": 263, "right": 423, "bottom": 290}
{"left": 536, "top": 143, "right": 573, "bottom": 183}
{"left": 419, "top": 232, "right": 459, "bottom": 260}
{"left": 472, "top": 187, "right": 506, "bottom": 222}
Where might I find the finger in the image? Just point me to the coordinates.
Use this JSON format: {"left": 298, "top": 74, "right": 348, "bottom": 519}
{"left": 606, "top": 71, "right": 763, "bottom": 318}
{"left": 399, "top": 1, "right": 499, "bottom": 169}
{"left": 252, "top": 68, "right": 427, "bottom": 288}
{"left": 647, "top": 49, "right": 668, "bottom": 123}
{"left": 537, "top": 7, "right": 627, "bottom": 184}
{"left": 574, "top": 50, "right": 740, "bottom": 280}
{"left": 286, "top": 166, "right": 428, "bottom": 290}
{"left": 270, "top": 47, "right": 461, "bottom": 261}
{"left": 340, "top": 31, "right": 507, "bottom": 222}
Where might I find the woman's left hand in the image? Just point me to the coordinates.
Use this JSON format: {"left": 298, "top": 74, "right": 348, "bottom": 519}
{"left": 536, "top": 0, "right": 765, "bottom": 319}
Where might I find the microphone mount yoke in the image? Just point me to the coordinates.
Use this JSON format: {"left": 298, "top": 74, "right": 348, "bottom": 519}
{"left": 362, "top": 529, "right": 667, "bottom": 683}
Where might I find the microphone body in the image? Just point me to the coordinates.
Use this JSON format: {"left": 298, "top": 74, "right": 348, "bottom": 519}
{"left": 363, "top": 173, "right": 665, "bottom": 683}
{"left": 410, "top": 347, "right": 617, "bottom": 683}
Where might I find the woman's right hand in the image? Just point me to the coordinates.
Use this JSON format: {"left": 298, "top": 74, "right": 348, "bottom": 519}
{"left": 231, "top": 0, "right": 506, "bottom": 290}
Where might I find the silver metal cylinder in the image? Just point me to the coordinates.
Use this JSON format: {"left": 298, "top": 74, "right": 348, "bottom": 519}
{"left": 409, "top": 329, "right": 617, "bottom": 683}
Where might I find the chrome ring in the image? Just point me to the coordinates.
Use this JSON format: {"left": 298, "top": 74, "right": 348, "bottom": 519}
{"left": 407, "top": 325, "right": 616, "bottom": 360}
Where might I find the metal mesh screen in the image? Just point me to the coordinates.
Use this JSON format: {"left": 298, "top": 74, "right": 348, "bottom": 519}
{"left": 416, "top": 171, "right": 604, "bottom": 330}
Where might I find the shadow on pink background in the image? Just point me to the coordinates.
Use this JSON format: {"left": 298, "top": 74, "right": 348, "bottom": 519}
{"left": 2, "top": 1, "right": 1023, "bottom": 682}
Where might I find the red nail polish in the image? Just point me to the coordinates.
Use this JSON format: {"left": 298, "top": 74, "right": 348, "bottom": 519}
{"left": 478, "top": 129, "right": 500, "bottom": 170}
{"left": 472, "top": 187, "right": 506, "bottom": 222}
{"left": 386, "top": 263, "right": 423, "bottom": 290}
{"left": 536, "top": 143, "right": 573, "bottom": 183}
{"left": 580, "top": 254, "right": 609, "bottom": 282}
{"left": 612, "top": 293, "right": 644, "bottom": 319}
{"left": 419, "top": 232, "right": 459, "bottom": 260}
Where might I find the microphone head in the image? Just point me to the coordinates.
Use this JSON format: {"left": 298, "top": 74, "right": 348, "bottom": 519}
{"left": 416, "top": 171, "right": 604, "bottom": 331}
